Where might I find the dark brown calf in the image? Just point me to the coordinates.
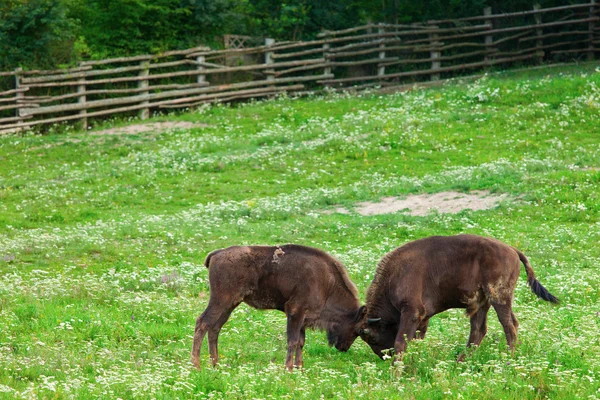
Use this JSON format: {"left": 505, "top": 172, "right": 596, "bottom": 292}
{"left": 191, "top": 244, "right": 365, "bottom": 370}
{"left": 359, "top": 234, "right": 558, "bottom": 361}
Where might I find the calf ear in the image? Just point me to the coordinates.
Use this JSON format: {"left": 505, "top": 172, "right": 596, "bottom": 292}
{"left": 367, "top": 317, "right": 381, "bottom": 324}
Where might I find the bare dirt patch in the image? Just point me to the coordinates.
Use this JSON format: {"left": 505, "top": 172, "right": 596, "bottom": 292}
{"left": 338, "top": 190, "right": 509, "bottom": 216}
{"left": 89, "top": 121, "right": 209, "bottom": 136}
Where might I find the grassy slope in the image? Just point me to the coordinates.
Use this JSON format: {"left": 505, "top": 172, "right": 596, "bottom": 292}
{"left": 0, "top": 64, "right": 599, "bottom": 399}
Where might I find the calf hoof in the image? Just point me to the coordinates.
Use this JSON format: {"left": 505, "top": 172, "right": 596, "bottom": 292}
{"left": 457, "top": 353, "right": 466, "bottom": 363}
{"left": 191, "top": 356, "right": 201, "bottom": 369}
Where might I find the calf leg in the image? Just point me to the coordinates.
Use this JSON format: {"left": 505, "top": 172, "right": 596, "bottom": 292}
{"left": 285, "top": 307, "right": 306, "bottom": 371}
{"left": 207, "top": 305, "right": 238, "bottom": 366}
{"left": 492, "top": 302, "right": 518, "bottom": 350}
{"left": 294, "top": 327, "right": 306, "bottom": 368}
{"left": 467, "top": 303, "right": 491, "bottom": 347}
{"left": 191, "top": 298, "right": 238, "bottom": 368}
{"left": 393, "top": 305, "right": 424, "bottom": 362}
{"left": 511, "top": 311, "right": 519, "bottom": 334}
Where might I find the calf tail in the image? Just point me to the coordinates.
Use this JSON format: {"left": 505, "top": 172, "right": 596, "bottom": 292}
{"left": 204, "top": 249, "right": 224, "bottom": 269}
{"left": 515, "top": 248, "right": 559, "bottom": 304}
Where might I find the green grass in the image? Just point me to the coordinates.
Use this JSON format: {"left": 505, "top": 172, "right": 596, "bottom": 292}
{"left": 1, "top": 63, "right": 600, "bottom": 398}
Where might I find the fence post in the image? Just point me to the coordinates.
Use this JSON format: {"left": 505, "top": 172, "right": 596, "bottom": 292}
{"left": 138, "top": 60, "right": 150, "bottom": 119}
{"left": 429, "top": 26, "right": 441, "bottom": 81}
{"left": 534, "top": 4, "right": 544, "bottom": 64}
{"left": 484, "top": 7, "right": 493, "bottom": 66}
{"left": 77, "top": 62, "right": 87, "bottom": 130}
{"left": 14, "top": 67, "right": 24, "bottom": 127}
{"left": 378, "top": 23, "right": 386, "bottom": 78}
{"left": 321, "top": 30, "right": 331, "bottom": 79}
{"left": 589, "top": 0, "right": 596, "bottom": 61}
{"left": 265, "top": 38, "right": 275, "bottom": 83}
{"left": 196, "top": 55, "right": 206, "bottom": 84}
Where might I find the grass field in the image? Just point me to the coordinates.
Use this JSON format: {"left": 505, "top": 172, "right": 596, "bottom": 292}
{"left": 1, "top": 64, "right": 600, "bottom": 399}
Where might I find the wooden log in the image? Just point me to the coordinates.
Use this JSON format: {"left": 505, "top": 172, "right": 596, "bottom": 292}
{"left": 21, "top": 86, "right": 216, "bottom": 116}
{"left": 329, "top": 45, "right": 402, "bottom": 58}
{"left": 380, "top": 49, "right": 496, "bottom": 67}
{"left": 138, "top": 60, "right": 150, "bottom": 120}
{"left": 423, "top": 42, "right": 488, "bottom": 51}
{"left": 318, "top": 24, "right": 377, "bottom": 37}
{"left": 24, "top": 65, "right": 242, "bottom": 88}
{"left": 491, "top": 48, "right": 540, "bottom": 58}
{"left": 20, "top": 74, "right": 333, "bottom": 116}
{"left": 0, "top": 114, "right": 33, "bottom": 124}
{"left": 275, "top": 63, "right": 329, "bottom": 77}
{"left": 0, "top": 84, "right": 307, "bottom": 131}
{"left": 280, "top": 40, "right": 492, "bottom": 61}
{"left": 333, "top": 57, "right": 399, "bottom": 67}
{"left": 535, "top": 39, "right": 589, "bottom": 52}
{"left": 406, "top": 17, "right": 600, "bottom": 45}
{"left": 0, "top": 103, "right": 39, "bottom": 111}
{"left": 328, "top": 38, "right": 405, "bottom": 54}
{"left": 81, "top": 46, "right": 210, "bottom": 66}
{"left": 318, "top": 23, "right": 429, "bottom": 38}
{"left": 427, "top": 3, "right": 594, "bottom": 24}
{"left": 0, "top": 96, "right": 23, "bottom": 104}
{"left": 21, "top": 59, "right": 208, "bottom": 84}
{"left": 272, "top": 47, "right": 328, "bottom": 59}
{"left": 159, "top": 89, "right": 300, "bottom": 109}
{"left": 551, "top": 47, "right": 596, "bottom": 55}
{"left": 519, "top": 30, "right": 590, "bottom": 42}
{"left": 318, "top": 53, "right": 538, "bottom": 85}
{"left": 0, "top": 88, "right": 29, "bottom": 97}
{"left": 206, "top": 25, "right": 490, "bottom": 56}
{"left": 82, "top": 54, "right": 155, "bottom": 66}
{"left": 1, "top": 66, "right": 92, "bottom": 77}
{"left": 159, "top": 45, "right": 211, "bottom": 57}
{"left": 276, "top": 56, "right": 400, "bottom": 76}
{"left": 187, "top": 43, "right": 293, "bottom": 59}
{"left": 494, "top": 30, "right": 536, "bottom": 46}
{"left": 159, "top": 85, "right": 304, "bottom": 108}
{"left": 22, "top": 83, "right": 210, "bottom": 105}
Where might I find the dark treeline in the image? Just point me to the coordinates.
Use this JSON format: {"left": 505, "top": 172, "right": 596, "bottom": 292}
{"left": 0, "top": 0, "right": 576, "bottom": 70}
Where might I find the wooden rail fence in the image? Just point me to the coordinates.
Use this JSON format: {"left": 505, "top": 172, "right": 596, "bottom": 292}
{"left": 0, "top": 1, "right": 598, "bottom": 134}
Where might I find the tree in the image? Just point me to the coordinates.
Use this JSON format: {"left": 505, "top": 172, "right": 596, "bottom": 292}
{"left": 0, "top": 0, "right": 77, "bottom": 70}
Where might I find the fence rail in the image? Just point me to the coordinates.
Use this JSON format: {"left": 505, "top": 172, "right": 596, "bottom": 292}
{"left": 0, "top": 1, "right": 598, "bottom": 134}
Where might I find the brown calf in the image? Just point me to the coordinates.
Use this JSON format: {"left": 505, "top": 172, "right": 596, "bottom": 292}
{"left": 191, "top": 244, "right": 366, "bottom": 370}
{"left": 359, "top": 234, "right": 559, "bottom": 361}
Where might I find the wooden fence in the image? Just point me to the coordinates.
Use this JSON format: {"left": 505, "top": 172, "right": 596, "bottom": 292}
{"left": 0, "top": 1, "right": 598, "bottom": 134}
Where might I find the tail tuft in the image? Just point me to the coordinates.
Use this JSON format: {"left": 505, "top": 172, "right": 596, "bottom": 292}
{"left": 530, "top": 279, "right": 560, "bottom": 304}
{"left": 515, "top": 248, "right": 559, "bottom": 304}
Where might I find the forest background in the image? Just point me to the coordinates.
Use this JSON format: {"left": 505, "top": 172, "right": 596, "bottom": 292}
{"left": 0, "top": 0, "right": 577, "bottom": 71}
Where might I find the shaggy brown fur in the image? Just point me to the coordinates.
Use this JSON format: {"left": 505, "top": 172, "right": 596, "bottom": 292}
{"left": 192, "top": 244, "right": 366, "bottom": 370}
{"left": 360, "top": 234, "right": 558, "bottom": 361}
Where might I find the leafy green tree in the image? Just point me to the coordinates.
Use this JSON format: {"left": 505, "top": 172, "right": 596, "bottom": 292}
{"left": 0, "top": 0, "right": 78, "bottom": 70}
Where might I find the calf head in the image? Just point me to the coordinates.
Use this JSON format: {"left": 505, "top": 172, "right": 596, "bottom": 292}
{"left": 358, "top": 318, "right": 396, "bottom": 359}
{"left": 326, "top": 306, "right": 367, "bottom": 352}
